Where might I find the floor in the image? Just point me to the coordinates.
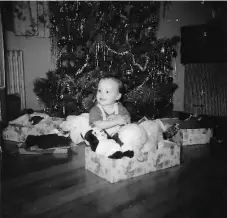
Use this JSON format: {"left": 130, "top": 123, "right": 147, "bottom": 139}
{"left": 1, "top": 142, "right": 227, "bottom": 218}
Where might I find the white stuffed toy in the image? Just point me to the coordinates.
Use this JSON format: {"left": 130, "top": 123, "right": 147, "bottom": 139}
{"left": 117, "top": 119, "right": 167, "bottom": 161}
{"left": 138, "top": 119, "right": 166, "bottom": 153}
{"left": 84, "top": 120, "right": 168, "bottom": 161}
{"left": 85, "top": 127, "right": 121, "bottom": 157}
{"left": 60, "top": 113, "right": 91, "bottom": 144}
{"left": 84, "top": 127, "right": 134, "bottom": 158}
{"left": 117, "top": 123, "right": 148, "bottom": 160}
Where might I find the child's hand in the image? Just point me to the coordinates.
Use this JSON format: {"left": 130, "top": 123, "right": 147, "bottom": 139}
{"left": 115, "top": 115, "right": 128, "bottom": 125}
{"left": 124, "top": 115, "right": 131, "bottom": 124}
{"left": 107, "top": 115, "right": 130, "bottom": 125}
{"left": 107, "top": 114, "right": 118, "bottom": 121}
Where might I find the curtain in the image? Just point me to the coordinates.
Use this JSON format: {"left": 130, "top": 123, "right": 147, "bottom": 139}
{"left": 0, "top": 8, "right": 6, "bottom": 122}
{"left": 0, "top": 9, "right": 5, "bottom": 89}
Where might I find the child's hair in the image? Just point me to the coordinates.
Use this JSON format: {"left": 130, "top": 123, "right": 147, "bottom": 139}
{"left": 100, "top": 76, "right": 124, "bottom": 94}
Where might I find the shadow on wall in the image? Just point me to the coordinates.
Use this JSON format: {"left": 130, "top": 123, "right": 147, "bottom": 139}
{"left": 6, "top": 94, "right": 21, "bottom": 121}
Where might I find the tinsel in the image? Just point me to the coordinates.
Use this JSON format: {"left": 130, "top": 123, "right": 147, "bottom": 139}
{"left": 34, "top": 1, "right": 180, "bottom": 118}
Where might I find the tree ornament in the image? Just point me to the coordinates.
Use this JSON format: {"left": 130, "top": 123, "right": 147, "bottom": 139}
{"left": 62, "top": 60, "right": 68, "bottom": 67}
{"left": 126, "top": 69, "right": 133, "bottom": 76}
{"left": 69, "top": 60, "right": 75, "bottom": 67}
{"left": 161, "top": 47, "right": 165, "bottom": 53}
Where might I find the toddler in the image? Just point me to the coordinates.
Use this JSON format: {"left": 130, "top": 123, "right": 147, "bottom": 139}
{"left": 89, "top": 77, "right": 131, "bottom": 136}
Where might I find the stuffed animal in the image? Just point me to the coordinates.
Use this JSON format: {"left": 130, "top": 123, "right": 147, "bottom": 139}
{"left": 84, "top": 120, "right": 171, "bottom": 161}
{"left": 138, "top": 119, "right": 165, "bottom": 152}
{"left": 115, "top": 123, "right": 148, "bottom": 161}
{"left": 116, "top": 120, "right": 168, "bottom": 161}
{"left": 84, "top": 127, "right": 134, "bottom": 159}
{"left": 60, "top": 113, "right": 91, "bottom": 144}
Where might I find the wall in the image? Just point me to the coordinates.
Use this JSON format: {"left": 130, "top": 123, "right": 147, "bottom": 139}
{"left": 4, "top": 31, "right": 53, "bottom": 110}
{"left": 4, "top": 1, "right": 213, "bottom": 111}
{"left": 158, "top": 1, "right": 212, "bottom": 112}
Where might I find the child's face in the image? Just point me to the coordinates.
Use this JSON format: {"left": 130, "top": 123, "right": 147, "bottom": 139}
{"left": 97, "top": 79, "right": 121, "bottom": 106}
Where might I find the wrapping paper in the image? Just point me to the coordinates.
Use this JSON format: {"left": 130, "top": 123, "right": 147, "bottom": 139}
{"left": 180, "top": 128, "right": 213, "bottom": 146}
{"left": 3, "top": 115, "right": 65, "bottom": 143}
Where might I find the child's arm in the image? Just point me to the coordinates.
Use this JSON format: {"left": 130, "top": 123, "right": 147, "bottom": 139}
{"left": 93, "top": 116, "right": 127, "bottom": 130}
{"left": 89, "top": 106, "right": 127, "bottom": 129}
{"left": 118, "top": 103, "right": 131, "bottom": 123}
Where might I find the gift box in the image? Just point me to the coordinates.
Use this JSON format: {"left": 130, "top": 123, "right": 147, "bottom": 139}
{"left": 180, "top": 128, "right": 213, "bottom": 146}
{"left": 85, "top": 140, "right": 181, "bottom": 183}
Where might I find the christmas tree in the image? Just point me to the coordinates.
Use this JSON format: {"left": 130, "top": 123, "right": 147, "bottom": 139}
{"left": 33, "top": 1, "right": 180, "bottom": 120}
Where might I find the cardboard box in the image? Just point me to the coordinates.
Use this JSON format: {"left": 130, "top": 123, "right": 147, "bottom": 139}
{"left": 85, "top": 140, "right": 181, "bottom": 183}
{"left": 180, "top": 128, "right": 213, "bottom": 146}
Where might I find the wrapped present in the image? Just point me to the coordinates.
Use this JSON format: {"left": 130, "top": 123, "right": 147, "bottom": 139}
{"left": 180, "top": 128, "right": 213, "bottom": 146}
{"left": 2, "top": 115, "right": 65, "bottom": 143}
{"left": 85, "top": 140, "right": 181, "bottom": 183}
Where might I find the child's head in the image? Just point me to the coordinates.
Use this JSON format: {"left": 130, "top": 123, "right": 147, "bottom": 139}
{"left": 96, "top": 77, "right": 123, "bottom": 106}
